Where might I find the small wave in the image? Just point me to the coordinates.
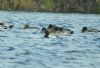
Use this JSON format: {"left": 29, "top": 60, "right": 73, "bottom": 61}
{"left": 93, "top": 38, "right": 100, "bottom": 41}
{"left": 6, "top": 47, "right": 15, "bottom": 51}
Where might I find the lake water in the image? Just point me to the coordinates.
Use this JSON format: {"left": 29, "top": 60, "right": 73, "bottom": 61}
{"left": 0, "top": 11, "right": 100, "bottom": 68}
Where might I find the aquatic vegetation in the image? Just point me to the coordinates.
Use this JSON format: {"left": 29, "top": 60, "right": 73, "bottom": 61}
{"left": 42, "top": 0, "right": 55, "bottom": 11}
{"left": 0, "top": 0, "right": 34, "bottom": 10}
{"left": 96, "top": 0, "right": 100, "bottom": 13}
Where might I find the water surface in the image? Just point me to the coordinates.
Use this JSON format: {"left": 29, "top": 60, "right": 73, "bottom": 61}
{"left": 0, "top": 11, "right": 100, "bottom": 68}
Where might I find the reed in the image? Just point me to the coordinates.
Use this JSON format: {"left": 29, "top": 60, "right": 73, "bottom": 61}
{"left": 0, "top": 0, "right": 99, "bottom": 13}
{"left": 0, "top": 0, "right": 34, "bottom": 10}
{"left": 96, "top": 0, "right": 100, "bottom": 12}
{"left": 42, "top": 0, "right": 55, "bottom": 11}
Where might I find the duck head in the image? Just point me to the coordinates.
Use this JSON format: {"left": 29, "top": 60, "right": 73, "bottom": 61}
{"left": 44, "top": 30, "right": 49, "bottom": 38}
{"left": 9, "top": 25, "right": 14, "bottom": 28}
{"left": 48, "top": 24, "right": 53, "bottom": 29}
{"left": 41, "top": 27, "right": 46, "bottom": 33}
{"left": 82, "top": 27, "right": 87, "bottom": 32}
{"left": 70, "top": 31, "right": 74, "bottom": 34}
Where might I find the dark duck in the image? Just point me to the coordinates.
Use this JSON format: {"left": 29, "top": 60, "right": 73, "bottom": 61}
{"left": 82, "top": 27, "right": 100, "bottom": 33}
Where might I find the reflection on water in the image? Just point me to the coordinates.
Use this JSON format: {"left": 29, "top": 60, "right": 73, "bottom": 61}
{"left": 0, "top": 11, "right": 100, "bottom": 68}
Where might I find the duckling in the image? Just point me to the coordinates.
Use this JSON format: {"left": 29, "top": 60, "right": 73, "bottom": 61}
{"left": 82, "top": 27, "right": 100, "bottom": 33}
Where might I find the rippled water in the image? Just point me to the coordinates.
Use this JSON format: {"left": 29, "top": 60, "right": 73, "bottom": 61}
{"left": 0, "top": 11, "right": 100, "bottom": 68}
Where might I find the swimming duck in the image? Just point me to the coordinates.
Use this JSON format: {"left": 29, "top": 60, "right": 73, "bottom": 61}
{"left": 43, "top": 29, "right": 73, "bottom": 38}
{"left": 82, "top": 27, "right": 100, "bottom": 33}
{"left": 9, "top": 25, "right": 14, "bottom": 28}
{"left": 42, "top": 24, "right": 74, "bottom": 38}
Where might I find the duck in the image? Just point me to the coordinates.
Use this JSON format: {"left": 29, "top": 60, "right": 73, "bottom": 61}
{"left": 9, "top": 25, "right": 14, "bottom": 28}
{"left": 43, "top": 29, "right": 73, "bottom": 38}
{"left": 82, "top": 27, "right": 100, "bottom": 33}
{"left": 42, "top": 24, "right": 74, "bottom": 38}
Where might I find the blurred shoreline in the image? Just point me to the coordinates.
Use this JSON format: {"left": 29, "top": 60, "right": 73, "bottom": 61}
{"left": 0, "top": 10, "right": 100, "bottom": 14}
{"left": 0, "top": 0, "right": 99, "bottom": 13}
